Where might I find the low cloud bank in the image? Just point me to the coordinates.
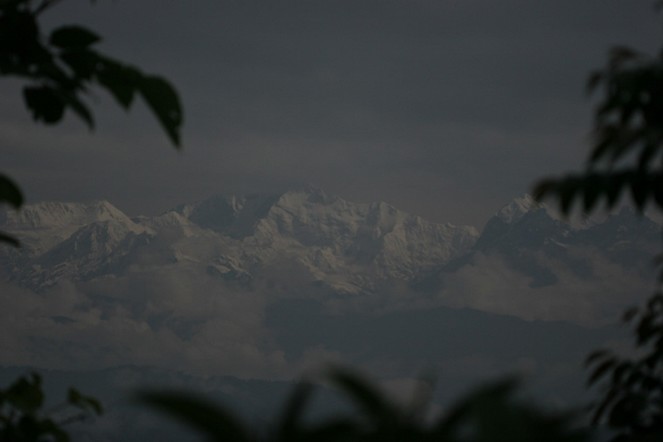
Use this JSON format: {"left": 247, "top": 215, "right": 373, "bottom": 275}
{"left": 438, "top": 248, "right": 653, "bottom": 326}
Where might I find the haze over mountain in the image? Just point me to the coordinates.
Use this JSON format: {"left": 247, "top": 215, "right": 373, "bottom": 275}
{"left": 2, "top": 189, "right": 655, "bottom": 320}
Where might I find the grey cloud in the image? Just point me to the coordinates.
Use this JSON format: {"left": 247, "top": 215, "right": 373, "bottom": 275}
{"left": 0, "top": 275, "right": 290, "bottom": 378}
{"left": 438, "top": 248, "right": 654, "bottom": 326}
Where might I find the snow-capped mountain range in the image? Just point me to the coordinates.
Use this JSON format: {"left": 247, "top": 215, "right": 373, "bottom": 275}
{"left": 0, "top": 189, "right": 660, "bottom": 321}
{"left": 1, "top": 188, "right": 479, "bottom": 293}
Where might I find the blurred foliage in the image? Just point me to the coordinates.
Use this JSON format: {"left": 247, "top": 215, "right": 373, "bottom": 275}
{"left": 533, "top": 5, "right": 663, "bottom": 440}
{"left": 585, "top": 295, "right": 663, "bottom": 442}
{"left": 534, "top": 44, "right": 663, "bottom": 215}
{"left": 0, "top": 173, "right": 22, "bottom": 246}
{"left": 138, "top": 367, "right": 589, "bottom": 442}
{"left": 0, "top": 372, "right": 102, "bottom": 442}
{"left": 0, "top": 0, "right": 183, "bottom": 245}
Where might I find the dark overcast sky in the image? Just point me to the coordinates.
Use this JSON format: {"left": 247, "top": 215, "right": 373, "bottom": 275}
{"left": 2, "top": 0, "right": 661, "bottom": 226}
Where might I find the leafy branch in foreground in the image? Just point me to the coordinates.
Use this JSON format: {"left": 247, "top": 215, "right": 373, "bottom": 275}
{"left": 0, "top": 173, "right": 23, "bottom": 246}
{"left": 0, "top": 372, "right": 102, "bottom": 442}
{"left": 585, "top": 294, "right": 663, "bottom": 442}
{"left": 0, "top": 0, "right": 183, "bottom": 144}
{"left": 138, "top": 366, "right": 588, "bottom": 442}
{"left": 533, "top": 7, "right": 663, "bottom": 439}
{"left": 0, "top": 0, "right": 184, "bottom": 245}
{"left": 534, "top": 46, "right": 663, "bottom": 215}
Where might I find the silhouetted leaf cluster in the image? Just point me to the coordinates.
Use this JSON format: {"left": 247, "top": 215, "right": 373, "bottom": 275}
{"left": 586, "top": 294, "right": 663, "bottom": 442}
{"left": 0, "top": 173, "right": 22, "bottom": 246}
{"left": 0, "top": 372, "right": 102, "bottom": 442}
{"left": 532, "top": 6, "right": 663, "bottom": 440}
{"left": 138, "top": 367, "right": 588, "bottom": 442}
{"left": 534, "top": 45, "right": 663, "bottom": 215}
{"left": 0, "top": 0, "right": 182, "bottom": 143}
{"left": 0, "top": 0, "right": 183, "bottom": 246}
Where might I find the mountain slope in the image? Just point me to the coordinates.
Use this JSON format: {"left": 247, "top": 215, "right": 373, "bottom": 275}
{"left": 409, "top": 196, "right": 661, "bottom": 325}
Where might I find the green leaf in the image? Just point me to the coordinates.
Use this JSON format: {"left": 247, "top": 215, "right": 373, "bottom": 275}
{"left": 0, "top": 174, "right": 23, "bottom": 208}
{"left": 610, "top": 362, "right": 633, "bottom": 384}
{"left": 653, "top": 173, "right": 663, "bottom": 208}
{"left": 433, "top": 377, "right": 529, "bottom": 440}
{"left": 303, "top": 419, "right": 360, "bottom": 442}
{"left": 276, "top": 381, "right": 314, "bottom": 440}
{"left": 588, "top": 357, "right": 617, "bottom": 386}
{"left": 50, "top": 25, "right": 100, "bottom": 49}
{"left": 59, "top": 49, "right": 100, "bottom": 80}
{"left": 23, "top": 85, "right": 65, "bottom": 124}
{"left": 0, "top": 9, "right": 40, "bottom": 59}
{"left": 326, "top": 367, "right": 400, "bottom": 427}
{"left": 608, "top": 46, "right": 641, "bottom": 68}
{"left": 136, "top": 390, "right": 250, "bottom": 442}
{"left": 591, "top": 388, "right": 619, "bottom": 426}
{"left": 604, "top": 173, "right": 624, "bottom": 208}
{"left": 137, "top": 75, "right": 183, "bottom": 147}
{"left": 94, "top": 57, "right": 138, "bottom": 109}
{"left": 628, "top": 172, "right": 649, "bottom": 211}
{"left": 559, "top": 179, "right": 578, "bottom": 215}
{"left": 636, "top": 314, "right": 656, "bottom": 344}
{"left": 586, "top": 71, "right": 603, "bottom": 95}
{"left": 6, "top": 373, "right": 44, "bottom": 413}
{"left": 0, "top": 231, "right": 20, "bottom": 247}
{"left": 608, "top": 395, "right": 644, "bottom": 428}
{"left": 622, "top": 307, "right": 639, "bottom": 323}
{"left": 582, "top": 174, "right": 602, "bottom": 212}
{"left": 68, "top": 388, "right": 103, "bottom": 415}
{"left": 532, "top": 179, "right": 555, "bottom": 202}
{"left": 34, "top": 419, "right": 70, "bottom": 442}
{"left": 585, "top": 349, "right": 610, "bottom": 367}
{"left": 61, "top": 91, "right": 94, "bottom": 129}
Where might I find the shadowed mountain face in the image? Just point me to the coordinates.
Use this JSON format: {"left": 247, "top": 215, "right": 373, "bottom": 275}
{"left": 177, "top": 193, "right": 281, "bottom": 239}
{"left": 472, "top": 196, "right": 659, "bottom": 277}
{"left": 413, "top": 196, "right": 660, "bottom": 316}
{"left": 0, "top": 190, "right": 658, "bottom": 322}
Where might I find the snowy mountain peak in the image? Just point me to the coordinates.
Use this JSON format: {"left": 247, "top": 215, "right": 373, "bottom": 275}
{"left": 2, "top": 190, "right": 657, "bottom": 310}
{"left": 273, "top": 187, "right": 336, "bottom": 208}
{"left": 2, "top": 200, "right": 130, "bottom": 230}
{"left": 0, "top": 200, "right": 147, "bottom": 257}
{"left": 178, "top": 193, "right": 280, "bottom": 238}
{"left": 495, "top": 194, "right": 543, "bottom": 224}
